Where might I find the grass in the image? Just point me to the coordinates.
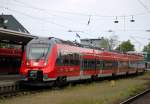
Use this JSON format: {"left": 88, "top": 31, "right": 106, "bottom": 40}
{"left": 0, "top": 72, "right": 150, "bottom": 104}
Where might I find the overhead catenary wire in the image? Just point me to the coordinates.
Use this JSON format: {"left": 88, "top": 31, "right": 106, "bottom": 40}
{"left": 137, "top": 0, "right": 150, "bottom": 13}
{"left": 0, "top": 0, "right": 148, "bottom": 28}
{"left": 12, "top": 0, "right": 148, "bottom": 18}
{"left": 1, "top": 5, "right": 149, "bottom": 34}
{"left": 1, "top": 1, "right": 150, "bottom": 35}
{"left": 0, "top": 5, "right": 70, "bottom": 29}
{"left": 1, "top": 0, "right": 87, "bottom": 25}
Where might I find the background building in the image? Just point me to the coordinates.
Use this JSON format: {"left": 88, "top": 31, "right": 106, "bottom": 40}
{"left": 80, "top": 37, "right": 109, "bottom": 50}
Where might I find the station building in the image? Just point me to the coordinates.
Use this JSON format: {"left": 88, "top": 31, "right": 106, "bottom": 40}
{"left": 0, "top": 14, "right": 35, "bottom": 75}
{"left": 80, "top": 37, "right": 110, "bottom": 50}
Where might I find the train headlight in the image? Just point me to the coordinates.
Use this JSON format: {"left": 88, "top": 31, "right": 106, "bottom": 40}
{"left": 44, "top": 62, "right": 47, "bottom": 66}
{"left": 26, "top": 62, "right": 29, "bottom": 66}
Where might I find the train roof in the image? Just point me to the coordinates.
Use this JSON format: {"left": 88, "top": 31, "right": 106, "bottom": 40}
{"left": 29, "top": 37, "right": 102, "bottom": 50}
{"left": 28, "top": 37, "right": 144, "bottom": 58}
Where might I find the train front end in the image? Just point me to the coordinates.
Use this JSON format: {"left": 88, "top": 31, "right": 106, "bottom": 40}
{"left": 20, "top": 38, "right": 57, "bottom": 85}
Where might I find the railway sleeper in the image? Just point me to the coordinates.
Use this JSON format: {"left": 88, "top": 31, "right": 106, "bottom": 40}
{"left": 0, "top": 84, "right": 19, "bottom": 94}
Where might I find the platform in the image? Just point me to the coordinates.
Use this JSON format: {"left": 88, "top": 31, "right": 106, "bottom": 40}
{"left": 0, "top": 74, "right": 21, "bottom": 81}
{"left": 0, "top": 74, "right": 21, "bottom": 94}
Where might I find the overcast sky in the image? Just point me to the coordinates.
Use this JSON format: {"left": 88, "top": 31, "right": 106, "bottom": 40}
{"left": 0, "top": 0, "right": 150, "bottom": 51}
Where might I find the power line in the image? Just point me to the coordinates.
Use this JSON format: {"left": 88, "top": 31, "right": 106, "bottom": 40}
{"left": 1, "top": 0, "right": 86, "bottom": 25}
{"left": 1, "top": 1, "right": 150, "bottom": 33}
{"left": 12, "top": 0, "right": 148, "bottom": 17}
{"left": 137, "top": 0, "right": 150, "bottom": 13}
{"left": 0, "top": 5, "right": 69, "bottom": 29}
{"left": 0, "top": 0, "right": 148, "bottom": 27}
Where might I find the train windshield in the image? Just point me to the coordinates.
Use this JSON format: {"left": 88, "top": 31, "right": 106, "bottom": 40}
{"left": 28, "top": 43, "right": 50, "bottom": 60}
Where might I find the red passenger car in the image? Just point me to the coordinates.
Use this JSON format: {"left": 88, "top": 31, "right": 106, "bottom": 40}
{"left": 20, "top": 37, "right": 145, "bottom": 85}
{"left": 0, "top": 48, "right": 22, "bottom": 74}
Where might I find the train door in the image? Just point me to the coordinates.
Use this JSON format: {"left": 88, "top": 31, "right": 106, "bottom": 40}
{"left": 95, "top": 57, "right": 103, "bottom": 76}
{"left": 80, "top": 54, "right": 83, "bottom": 77}
{"left": 102, "top": 60, "right": 113, "bottom": 77}
{"left": 80, "top": 54, "right": 96, "bottom": 80}
{"left": 112, "top": 60, "right": 118, "bottom": 75}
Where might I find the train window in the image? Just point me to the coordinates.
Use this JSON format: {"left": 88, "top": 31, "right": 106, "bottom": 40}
{"left": 57, "top": 51, "right": 80, "bottom": 66}
{"left": 63, "top": 55, "right": 69, "bottom": 66}
{"left": 90, "top": 60, "right": 95, "bottom": 69}
{"left": 74, "top": 53, "right": 80, "bottom": 65}
{"left": 84, "top": 60, "right": 88, "bottom": 69}
{"left": 82, "top": 59, "right": 96, "bottom": 70}
{"left": 96, "top": 60, "right": 103, "bottom": 70}
{"left": 0, "top": 56, "right": 21, "bottom": 74}
{"left": 119, "top": 61, "right": 128, "bottom": 68}
{"left": 113, "top": 61, "right": 118, "bottom": 68}
{"left": 69, "top": 53, "right": 74, "bottom": 66}
{"left": 56, "top": 56, "right": 62, "bottom": 66}
{"left": 137, "top": 61, "right": 145, "bottom": 69}
{"left": 56, "top": 51, "right": 63, "bottom": 66}
{"left": 103, "top": 61, "right": 113, "bottom": 69}
{"left": 129, "top": 61, "right": 137, "bottom": 68}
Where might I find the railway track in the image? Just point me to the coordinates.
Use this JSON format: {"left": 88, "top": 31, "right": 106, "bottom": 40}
{"left": 0, "top": 87, "right": 48, "bottom": 98}
{"left": 0, "top": 82, "right": 47, "bottom": 98}
{"left": 119, "top": 88, "right": 150, "bottom": 104}
{"left": 0, "top": 73, "right": 148, "bottom": 100}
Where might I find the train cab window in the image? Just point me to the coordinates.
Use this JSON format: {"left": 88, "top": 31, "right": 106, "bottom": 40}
{"left": 28, "top": 43, "right": 50, "bottom": 61}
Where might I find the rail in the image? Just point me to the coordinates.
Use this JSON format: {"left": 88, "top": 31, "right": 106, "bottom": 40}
{"left": 119, "top": 88, "right": 150, "bottom": 104}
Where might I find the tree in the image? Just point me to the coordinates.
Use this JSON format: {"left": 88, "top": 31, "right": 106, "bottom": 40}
{"left": 143, "top": 42, "right": 150, "bottom": 53}
{"left": 115, "top": 40, "right": 135, "bottom": 52}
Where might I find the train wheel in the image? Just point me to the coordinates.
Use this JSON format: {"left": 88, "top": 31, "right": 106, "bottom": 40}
{"left": 55, "top": 76, "right": 67, "bottom": 87}
{"left": 112, "top": 73, "right": 116, "bottom": 79}
{"left": 91, "top": 75, "right": 98, "bottom": 81}
{"left": 136, "top": 70, "right": 139, "bottom": 75}
{"left": 125, "top": 72, "right": 129, "bottom": 78}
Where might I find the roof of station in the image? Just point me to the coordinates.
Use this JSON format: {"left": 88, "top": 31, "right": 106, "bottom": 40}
{"left": 0, "top": 14, "right": 37, "bottom": 45}
{"left": 0, "top": 28, "right": 36, "bottom": 45}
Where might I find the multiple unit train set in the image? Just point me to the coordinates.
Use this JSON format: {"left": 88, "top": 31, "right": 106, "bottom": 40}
{"left": 20, "top": 37, "right": 145, "bottom": 86}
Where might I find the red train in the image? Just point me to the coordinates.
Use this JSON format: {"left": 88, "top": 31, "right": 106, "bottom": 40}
{"left": 20, "top": 37, "right": 145, "bottom": 85}
{"left": 0, "top": 48, "right": 22, "bottom": 74}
